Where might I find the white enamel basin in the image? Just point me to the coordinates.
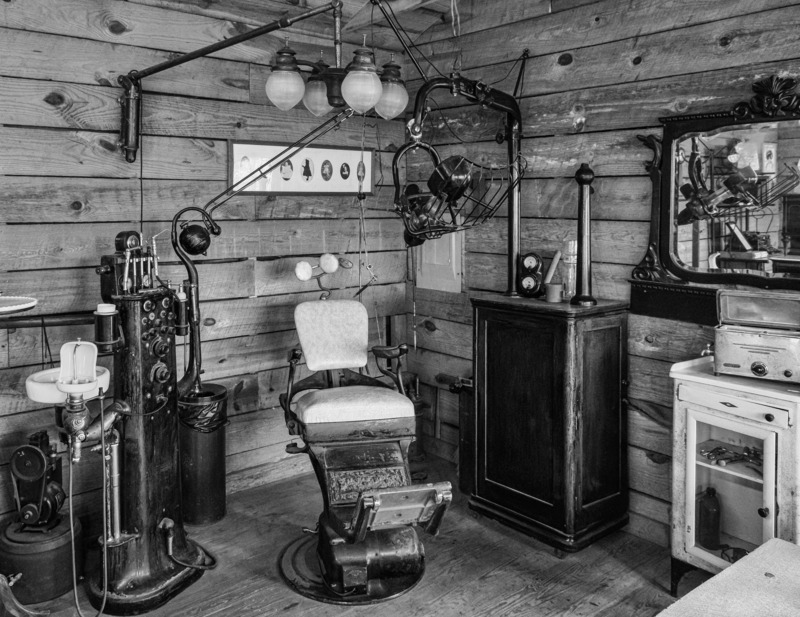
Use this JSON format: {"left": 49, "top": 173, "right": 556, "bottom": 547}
{"left": 25, "top": 367, "right": 111, "bottom": 404}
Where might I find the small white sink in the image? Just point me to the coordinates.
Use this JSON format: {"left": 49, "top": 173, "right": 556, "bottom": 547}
{"left": 25, "top": 367, "right": 111, "bottom": 404}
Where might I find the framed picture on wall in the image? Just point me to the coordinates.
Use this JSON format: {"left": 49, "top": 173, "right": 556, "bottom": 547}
{"left": 228, "top": 141, "right": 374, "bottom": 195}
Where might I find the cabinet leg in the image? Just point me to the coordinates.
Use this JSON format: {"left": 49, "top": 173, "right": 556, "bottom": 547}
{"left": 670, "top": 557, "right": 696, "bottom": 597}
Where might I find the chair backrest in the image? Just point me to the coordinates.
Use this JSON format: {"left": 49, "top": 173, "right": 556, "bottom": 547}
{"left": 294, "top": 300, "right": 369, "bottom": 372}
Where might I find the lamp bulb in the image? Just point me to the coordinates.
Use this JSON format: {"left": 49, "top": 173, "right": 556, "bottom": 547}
{"left": 295, "top": 261, "right": 313, "bottom": 282}
{"left": 319, "top": 253, "right": 339, "bottom": 274}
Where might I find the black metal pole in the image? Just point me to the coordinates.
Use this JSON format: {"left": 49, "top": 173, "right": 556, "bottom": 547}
{"left": 129, "top": 1, "right": 342, "bottom": 82}
{"left": 0, "top": 312, "right": 94, "bottom": 329}
{"left": 506, "top": 116, "right": 522, "bottom": 297}
{"left": 571, "top": 163, "right": 597, "bottom": 306}
{"left": 117, "top": 1, "right": 343, "bottom": 163}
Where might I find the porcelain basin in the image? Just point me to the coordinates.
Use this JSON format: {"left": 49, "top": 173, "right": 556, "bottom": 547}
{"left": 25, "top": 367, "right": 111, "bottom": 404}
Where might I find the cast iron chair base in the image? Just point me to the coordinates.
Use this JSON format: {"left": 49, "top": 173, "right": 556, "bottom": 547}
{"left": 278, "top": 533, "right": 424, "bottom": 605}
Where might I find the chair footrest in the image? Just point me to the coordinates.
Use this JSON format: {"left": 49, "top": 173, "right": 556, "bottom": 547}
{"left": 349, "top": 482, "right": 452, "bottom": 542}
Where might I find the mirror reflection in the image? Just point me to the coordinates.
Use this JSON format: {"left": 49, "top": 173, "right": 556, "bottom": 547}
{"left": 672, "top": 122, "right": 800, "bottom": 276}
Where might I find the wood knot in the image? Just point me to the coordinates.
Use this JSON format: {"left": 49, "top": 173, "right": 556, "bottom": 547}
{"left": 203, "top": 317, "right": 216, "bottom": 326}
{"left": 632, "top": 56, "right": 643, "bottom": 66}
{"left": 645, "top": 334, "right": 655, "bottom": 343}
{"left": 557, "top": 53, "right": 573, "bottom": 66}
{"left": 107, "top": 20, "right": 128, "bottom": 35}
{"left": 98, "top": 139, "right": 118, "bottom": 153}
{"left": 69, "top": 201, "right": 84, "bottom": 212}
{"left": 44, "top": 92, "right": 65, "bottom": 107}
{"left": 423, "top": 320, "right": 437, "bottom": 332}
{"left": 718, "top": 35, "right": 732, "bottom": 47}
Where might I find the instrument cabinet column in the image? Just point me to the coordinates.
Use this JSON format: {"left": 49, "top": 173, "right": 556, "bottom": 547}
{"left": 468, "top": 297, "right": 628, "bottom": 552}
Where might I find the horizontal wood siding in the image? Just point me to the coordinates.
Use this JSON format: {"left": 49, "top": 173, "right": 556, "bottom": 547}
{"left": 0, "top": 0, "right": 406, "bottom": 522}
{"left": 403, "top": 0, "right": 800, "bottom": 544}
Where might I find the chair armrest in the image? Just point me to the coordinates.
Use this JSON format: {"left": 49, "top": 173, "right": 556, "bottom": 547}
{"left": 372, "top": 343, "right": 409, "bottom": 360}
{"left": 280, "top": 349, "right": 303, "bottom": 431}
{"left": 371, "top": 343, "right": 408, "bottom": 393}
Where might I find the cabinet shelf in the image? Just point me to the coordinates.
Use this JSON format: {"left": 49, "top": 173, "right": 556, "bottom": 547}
{"left": 694, "top": 530, "right": 759, "bottom": 567}
{"left": 695, "top": 439, "right": 764, "bottom": 484}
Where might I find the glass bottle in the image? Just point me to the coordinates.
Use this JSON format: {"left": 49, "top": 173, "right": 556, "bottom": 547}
{"left": 696, "top": 486, "right": 721, "bottom": 550}
{"left": 560, "top": 239, "right": 578, "bottom": 301}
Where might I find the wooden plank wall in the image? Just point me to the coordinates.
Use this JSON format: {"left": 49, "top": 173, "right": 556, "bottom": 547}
{"left": 403, "top": 0, "right": 800, "bottom": 546}
{"left": 0, "top": 0, "right": 407, "bottom": 522}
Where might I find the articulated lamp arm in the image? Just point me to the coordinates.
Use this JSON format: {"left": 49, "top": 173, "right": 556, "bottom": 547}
{"left": 118, "top": 0, "right": 344, "bottom": 163}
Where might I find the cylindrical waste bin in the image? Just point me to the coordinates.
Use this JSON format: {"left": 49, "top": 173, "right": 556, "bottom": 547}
{"left": 178, "top": 382, "right": 228, "bottom": 525}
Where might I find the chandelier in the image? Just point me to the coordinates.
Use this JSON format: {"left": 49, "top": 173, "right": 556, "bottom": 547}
{"left": 265, "top": 39, "right": 408, "bottom": 120}
{"left": 117, "top": 0, "right": 410, "bottom": 164}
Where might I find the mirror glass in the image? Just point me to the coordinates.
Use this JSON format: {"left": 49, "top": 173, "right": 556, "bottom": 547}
{"left": 670, "top": 121, "right": 800, "bottom": 277}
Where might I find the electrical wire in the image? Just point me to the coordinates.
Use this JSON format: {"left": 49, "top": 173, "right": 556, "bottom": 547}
{"left": 382, "top": 0, "right": 447, "bottom": 80}
{"left": 488, "top": 51, "right": 527, "bottom": 88}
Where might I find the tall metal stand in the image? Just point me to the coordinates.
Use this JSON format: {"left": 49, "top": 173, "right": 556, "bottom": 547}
{"left": 571, "top": 163, "right": 597, "bottom": 306}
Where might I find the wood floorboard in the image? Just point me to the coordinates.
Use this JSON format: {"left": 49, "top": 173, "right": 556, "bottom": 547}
{"left": 33, "top": 457, "right": 676, "bottom": 617}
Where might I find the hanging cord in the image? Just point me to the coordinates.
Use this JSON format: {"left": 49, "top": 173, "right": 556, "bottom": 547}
{"left": 450, "top": 0, "right": 461, "bottom": 38}
{"left": 353, "top": 116, "right": 379, "bottom": 300}
{"left": 449, "top": 0, "right": 463, "bottom": 73}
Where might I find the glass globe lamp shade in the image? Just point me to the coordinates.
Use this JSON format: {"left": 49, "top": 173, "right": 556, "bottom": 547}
{"left": 375, "top": 59, "right": 408, "bottom": 120}
{"left": 303, "top": 78, "right": 333, "bottom": 116}
{"left": 375, "top": 80, "right": 409, "bottom": 120}
{"left": 342, "top": 70, "right": 382, "bottom": 113}
{"left": 342, "top": 47, "right": 382, "bottom": 113}
{"left": 265, "top": 70, "right": 305, "bottom": 111}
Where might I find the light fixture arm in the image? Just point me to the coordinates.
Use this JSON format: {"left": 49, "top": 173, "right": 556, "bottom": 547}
{"left": 118, "top": 0, "right": 344, "bottom": 163}
{"left": 204, "top": 108, "right": 356, "bottom": 217}
{"left": 405, "top": 75, "right": 524, "bottom": 296}
{"left": 170, "top": 106, "right": 355, "bottom": 397}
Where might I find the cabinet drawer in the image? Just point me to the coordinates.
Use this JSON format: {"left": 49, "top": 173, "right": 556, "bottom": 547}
{"left": 677, "top": 384, "right": 790, "bottom": 429}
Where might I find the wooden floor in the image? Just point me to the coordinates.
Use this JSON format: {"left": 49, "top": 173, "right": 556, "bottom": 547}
{"left": 39, "top": 458, "right": 679, "bottom": 617}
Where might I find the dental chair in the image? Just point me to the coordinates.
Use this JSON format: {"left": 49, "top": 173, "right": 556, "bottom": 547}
{"left": 278, "top": 300, "right": 452, "bottom": 604}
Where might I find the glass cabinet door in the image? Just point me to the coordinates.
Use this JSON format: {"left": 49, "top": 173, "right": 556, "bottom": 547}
{"left": 685, "top": 406, "right": 777, "bottom": 570}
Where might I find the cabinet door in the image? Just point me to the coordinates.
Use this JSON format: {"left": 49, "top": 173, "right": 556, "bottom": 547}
{"left": 475, "top": 309, "right": 566, "bottom": 527}
{"left": 575, "top": 315, "right": 626, "bottom": 528}
{"left": 684, "top": 405, "right": 777, "bottom": 570}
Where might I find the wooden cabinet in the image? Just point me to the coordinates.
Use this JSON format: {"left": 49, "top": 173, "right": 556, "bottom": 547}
{"left": 468, "top": 297, "right": 628, "bottom": 552}
{"left": 669, "top": 357, "right": 800, "bottom": 594}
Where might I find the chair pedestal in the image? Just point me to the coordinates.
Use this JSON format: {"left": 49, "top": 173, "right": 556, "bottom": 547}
{"left": 279, "top": 420, "right": 449, "bottom": 604}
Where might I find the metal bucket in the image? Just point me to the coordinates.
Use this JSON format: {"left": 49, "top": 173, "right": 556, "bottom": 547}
{"left": 178, "top": 383, "right": 228, "bottom": 525}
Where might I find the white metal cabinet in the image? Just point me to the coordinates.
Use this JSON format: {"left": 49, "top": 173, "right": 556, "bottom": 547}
{"left": 669, "top": 357, "right": 800, "bottom": 594}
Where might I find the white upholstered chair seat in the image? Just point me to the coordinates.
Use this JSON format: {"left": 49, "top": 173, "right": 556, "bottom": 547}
{"left": 294, "top": 385, "right": 414, "bottom": 424}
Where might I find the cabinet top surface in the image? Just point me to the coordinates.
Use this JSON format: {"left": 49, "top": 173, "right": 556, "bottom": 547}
{"left": 671, "top": 357, "right": 800, "bottom": 402}
{"left": 471, "top": 294, "right": 628, "bottom": 317}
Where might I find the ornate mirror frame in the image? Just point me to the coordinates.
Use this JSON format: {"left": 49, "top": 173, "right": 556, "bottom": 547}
{"left": 633, "top": 75, "right": 800, "bottom": 297}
